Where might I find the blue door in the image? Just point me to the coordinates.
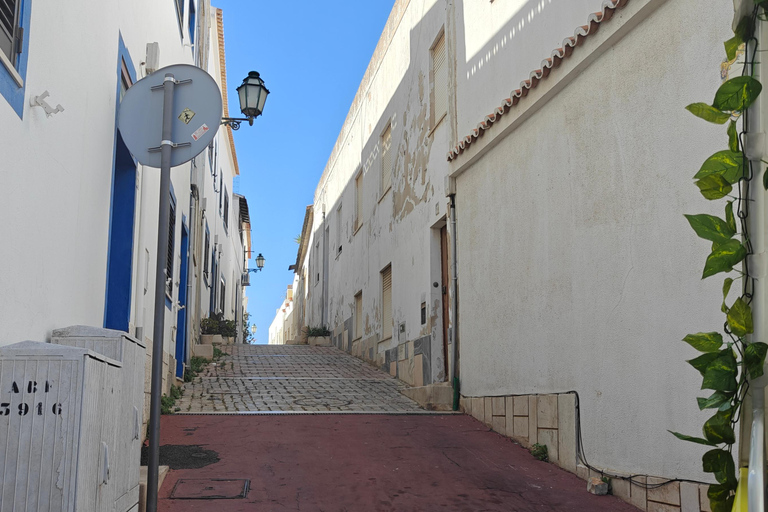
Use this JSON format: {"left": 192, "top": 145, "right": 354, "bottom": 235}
{"left": 175, "top": 222, "right": 189, "bottom": 378}
{"left": 104, "top": 133, "right": 136, "bottom": 332}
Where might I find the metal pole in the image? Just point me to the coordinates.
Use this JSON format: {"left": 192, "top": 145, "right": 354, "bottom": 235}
{"left": 146, "top": 73, "right": 176, "bottom": 512}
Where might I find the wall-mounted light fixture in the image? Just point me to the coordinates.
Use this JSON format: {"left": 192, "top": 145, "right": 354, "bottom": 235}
{"left": 221, "top": 72, "right": 269, "bottom": 130}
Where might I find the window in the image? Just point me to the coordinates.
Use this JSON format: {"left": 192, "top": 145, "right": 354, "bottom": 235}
{"left": 355, "top": 171, "right": 363, "bottom": 232}
{"left": 166, "top": 196, "right": 177, "bottom": 297}
{"left": 0, "top": 0, "right": 29, "bottom": 116}
{"left": 203, "top": 224, "right": 210, "bottom": 282}
{"left": 431, "top": 31, "right": 447, "bottom": 128}
{"left": 355, "top": 292, "right": 363, "bottom": 340}
{"left": 381, "top": 265, "right": 392, "bottom": 340}
{"left": 218, "top": 174, "right": 223, "bottom": 211}
{"left": 380, "top": 124, "right": 392, "bottom": 196}
{"left": 315, "top": 241, "right": 320, "bottom": 285}
{"left": 0, "top": 0, "right": 21, "bottom": 66}
{"left": 336, "top": 204, "right": 342, "bottom": 256}
{"left": 118, "top": 59, "right": 132, "bottom": 102}
{"left": 223, "top": 186, "right": 229, "bottom": 232}
{"left": 174, "top": 0, "right": 184, "bottom": 33}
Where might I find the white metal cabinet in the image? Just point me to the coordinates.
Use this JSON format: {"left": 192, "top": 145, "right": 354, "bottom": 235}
{"left": 51, "top": 325, "right": 146, "bottom": 512}
{"left": 0, "top": 341, "right": 121, "bottom": 512}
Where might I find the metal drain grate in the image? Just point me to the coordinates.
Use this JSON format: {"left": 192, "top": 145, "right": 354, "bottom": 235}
{"left": 170, "top": 478, "right": 250, "bottom": 499}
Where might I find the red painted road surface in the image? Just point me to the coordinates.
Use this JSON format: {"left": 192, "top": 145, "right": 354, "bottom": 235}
{"left": 157, "top": 414, "right": 638, "bottom": 512}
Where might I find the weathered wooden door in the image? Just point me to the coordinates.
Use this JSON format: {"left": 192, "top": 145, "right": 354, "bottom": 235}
{"left": 440, "top": 225, "right": 450, "bottom": 379}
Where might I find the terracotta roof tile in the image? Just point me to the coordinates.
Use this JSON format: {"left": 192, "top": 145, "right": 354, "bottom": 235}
{"left": 447, "top": 0, "right": 629, "bottom": 162}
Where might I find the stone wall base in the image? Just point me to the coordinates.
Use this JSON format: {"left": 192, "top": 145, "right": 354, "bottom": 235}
{"left": 460, "top": 393, "right": 714, "bottom": 512}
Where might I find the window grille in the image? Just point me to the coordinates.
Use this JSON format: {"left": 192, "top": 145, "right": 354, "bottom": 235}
{"left": 166, "top": 199, "right": 176, "bottom": 296}
{"left": 431, "top": 32, "right": 447, "bottom": 127}
{"left": 381, "top": 125, "right": 392, "bottom": 195}
{"left": 0, "top": 0, "right": 20, "bottom": 62}
{"left": 381, "top": 266, "right": 392, "bottom": 339}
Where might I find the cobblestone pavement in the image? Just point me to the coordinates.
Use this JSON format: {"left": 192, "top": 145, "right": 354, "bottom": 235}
{"left": 175, "top": 344, "right": 425, "bottom": 413}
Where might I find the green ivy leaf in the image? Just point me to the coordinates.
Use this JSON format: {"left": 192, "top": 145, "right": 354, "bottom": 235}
{"left": 724, "top": 36, "right": 741, "bottom": 61}
{"left": 722, "top": 277, "right": 734, "bottom": 313}
{"left": 708, "top": 484, "right": 735, "bottom": 512}
{"left": 693, "top": 150, "right": 744, "bottom": 184}
{"left": 696, "top": 175, "right": 733, "bottom": 200}
{"left": 744, "top": 342, "right": 768, "bottom": 379}
{"left": 683, "top": 332, "right": 723, "bottom": 353}
{"left": 686, "top": 103, "right": 731, "bottom": 124}
{"left": 702, "top": 349, "right": 738, "bottom": 392}
{"left": 725, "top": 201, "right": 736, "bottom": 233}
{"left": 684, "top": 214, "right": 735, "bottom": 244}
{"left": 713, "top": 76, "right": 763, "bottom": 112}
{"left": 703, "top": 240, "right": 747, "bottom": 279}
{"left": 727, "top": 297, "right": 753, "bottom": 337}
{"left": 697, "top": 391, "right": 733, "bottom": 411}
{"left": 703, "top": 449, "right": 737, "bottom": 486}
{"left": 688, "top": 352, "right": 721, "bottom": 377}
{"left": 668, "top": 430, "right": 717, "bottom": 446}
{"left": 703, "top": 410, "right": 736, "bottom": 444}
{"left": 728, "top": 121, "right": 739, "bottom": 152}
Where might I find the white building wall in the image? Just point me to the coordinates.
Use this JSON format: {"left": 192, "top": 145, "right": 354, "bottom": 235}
{"left": 452, "top": 0, "right": 732, "bottom": 482}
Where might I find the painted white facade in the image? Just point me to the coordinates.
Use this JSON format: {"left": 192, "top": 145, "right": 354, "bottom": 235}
{"left": 0, "top": 0, "right": 251, "bottom": 426}
{"left": 293, "top": 0, "right": 746, "bottom": 500}
{"left": 268, "top": 286, "right": 294, "bottom": 345}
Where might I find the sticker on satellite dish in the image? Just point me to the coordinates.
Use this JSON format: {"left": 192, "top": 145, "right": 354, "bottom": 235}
{"left": 179, "top": 108, "right": 196, "bottom": 124}
{"left": 191, "top": 124, "right": 209, "bottom": 141}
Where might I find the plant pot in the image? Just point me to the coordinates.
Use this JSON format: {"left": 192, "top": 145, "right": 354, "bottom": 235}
{"left": 308, "top": 336, "right": 332, "bottom": 347}
{"left": 202, "top": 334, "right": 222, "bottom": 345}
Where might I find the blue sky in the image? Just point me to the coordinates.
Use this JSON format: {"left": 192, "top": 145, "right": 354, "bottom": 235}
{"left": 212, "top": 1, "right": 395, "bottom": 343}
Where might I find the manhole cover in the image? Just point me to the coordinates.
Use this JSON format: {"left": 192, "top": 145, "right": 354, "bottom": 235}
{"left": 293, "top": 397, "right": 352, "bottom": 407}
{"left": 170, "top": 478, "right": 250, "bottom": 499}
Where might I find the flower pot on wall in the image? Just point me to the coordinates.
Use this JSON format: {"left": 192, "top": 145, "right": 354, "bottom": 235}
{"left": 308, "top": 336, "right": 331, "bottom": 347}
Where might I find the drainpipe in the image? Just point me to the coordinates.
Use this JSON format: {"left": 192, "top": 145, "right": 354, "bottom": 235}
{"left": 745, "top": 7, "right": 768, "bottom": 511}
{"left": 448, "top": 185, "right": 459, "bottom": 410}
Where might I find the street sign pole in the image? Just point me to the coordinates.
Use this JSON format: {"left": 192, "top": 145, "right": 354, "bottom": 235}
{"left": 146, "top": 73, "right": 176, "bottom": 512}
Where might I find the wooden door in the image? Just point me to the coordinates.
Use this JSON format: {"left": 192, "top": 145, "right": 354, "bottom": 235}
{"left": 440, "top": 226, "right": 450, "bottom": 379}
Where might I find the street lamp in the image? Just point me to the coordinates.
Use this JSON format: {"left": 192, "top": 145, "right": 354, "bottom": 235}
{"left": 221, "top": 71, "right": 270, "bottom": 130}
{"left": 246, "top": 252, "right": 265, "bottom": 274}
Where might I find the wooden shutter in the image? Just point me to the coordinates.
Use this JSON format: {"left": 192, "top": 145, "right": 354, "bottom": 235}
{"left": 355, "top": 172, "right": 363, "bottom": 230}
{"left": 382, "top": 267, "right": 392, "bottom": 339}
{"left": 381, "top": 125, "right": 392, "bottom": 194}
{"left": 166, "top": 201, "right": 176, "bottom": 295}
{"left": 355, "top": 292, "right": 362, "bottom": 339}
{"left": 432, "top": 32, "right": 447, "bottom": 124}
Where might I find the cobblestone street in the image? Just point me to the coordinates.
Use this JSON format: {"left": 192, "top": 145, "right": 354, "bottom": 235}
{"left": 175, "top": 344, "right": 426, "bottom": 413}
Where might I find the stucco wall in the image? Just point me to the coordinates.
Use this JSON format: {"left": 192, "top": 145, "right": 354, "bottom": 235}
{"left": 454, "top": 0, "right": 734, "bottom": 480}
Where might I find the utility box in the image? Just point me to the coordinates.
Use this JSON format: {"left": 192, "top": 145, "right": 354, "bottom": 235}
{"left": 0, "top": 341, "right": 123, "bottom": 511}
{"left": 51, "top": 325, "right": 146, "bottom": 512}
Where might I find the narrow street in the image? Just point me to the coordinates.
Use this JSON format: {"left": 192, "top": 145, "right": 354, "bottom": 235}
{"left": 156, "top": 345, "right": 638, "bottom": 511}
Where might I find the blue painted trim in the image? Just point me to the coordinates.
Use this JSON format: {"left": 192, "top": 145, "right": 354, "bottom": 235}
{"left": 103, "top": 34, "right": 138, "bottom": 332}
{"left": 175, "top": 223, "right": 189, "bottom": 378}
{"left": 0, "top": 0, "right": 32, "bottom": 118}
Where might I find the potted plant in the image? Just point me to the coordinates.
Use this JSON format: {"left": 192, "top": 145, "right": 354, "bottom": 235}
{"left": 306, "top": 326, "right": 332, "bottom": 347}
{"left": 200, "top": 314, "right": 223, "bottom": 345}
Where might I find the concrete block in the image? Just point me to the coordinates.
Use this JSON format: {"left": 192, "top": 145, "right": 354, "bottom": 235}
{"left": 505, "top": 396, "right": 515, "bottom": 437}
{"left": 576, "top": 464, "right": 589, "bottom": 481}
{"left": 587, "top": 477, "right": 608, "bottom": 496}
{"left": 647, "top": 478, "right": 680, "bottom": 506}
{"left": 389, "top": 361, "right": 397, "bottom": 377}
{"left": 630, "top": 475, "right": 647, "bottom": 510}
{"left": 537, "top": 428, "right": 558, "bottom": 462}
{"left": 537, "top": 394, "right": 558, "bottom": 429}
{"left": 484, "top": 397, "right": 493, "bottom": 426}
{"left": 611, "top": 477, "right": 631, "bottom": 504}
{"left": 461, "top": 396, "right": 471, "bottom": 415}
{"left": 513, "top": 395, "right": 528, "bottom": 416}
{"left": 191, "top": 343, "right": 213, "bottom": 359}
{"left": 513, "top": 417, "right": 529, "bottom": 441}
{"left": 699, "top": 485, "right": 711, "bottom": 512}
{"left": 472, "top": 397, "right": 485, "bottom": 423}
{"left": 492, "top": 396, "right": 505, "bottom": 417}
{"left": 398, "top": 343, "right": 406, "bottom": 361}
{"left": 400, "top": 383, "right": 453, "bottom": 411}
{"left": 491, "top": 415, "right": 505, "bottom": 434}
{"left": 680, "top": 482, "right": 700, "bottom": 512}
{"left": 528, "top": 396, "right": 538, "bottom": 445}
{"left": 557, "top": 393, "right": 576, "bottom": 472}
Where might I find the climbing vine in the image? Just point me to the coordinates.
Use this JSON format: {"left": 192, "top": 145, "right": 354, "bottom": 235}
{"left": 670, "top": 5, "right": 768, "bottom": 512}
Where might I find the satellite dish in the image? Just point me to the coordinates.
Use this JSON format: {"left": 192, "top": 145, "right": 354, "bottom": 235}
{"left": 118, "top": 64, "right": 223, "bottom": 168}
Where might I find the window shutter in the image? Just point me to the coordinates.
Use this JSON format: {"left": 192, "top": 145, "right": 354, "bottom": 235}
{"left": 0, "top": 0, "right": 19, "bottom": 61}
{"left": 381, "top": 125, "right": 392, "bottom": 194}
{"left": 382, "top": 267, "right": 392, "bottom": 339}
{"left": 432, "top": 33, "right": 448, "bottom": 124}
